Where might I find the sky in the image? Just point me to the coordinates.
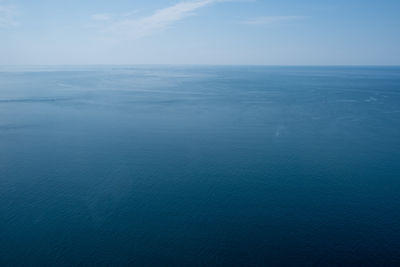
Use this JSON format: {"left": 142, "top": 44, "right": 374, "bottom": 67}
{"left": 0, "top": 0, "right": 399, "bottom": 65}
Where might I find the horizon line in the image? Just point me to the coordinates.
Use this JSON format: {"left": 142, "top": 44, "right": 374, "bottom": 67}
{"left": 0, "top": 64, "right": 399, "bottom": 67}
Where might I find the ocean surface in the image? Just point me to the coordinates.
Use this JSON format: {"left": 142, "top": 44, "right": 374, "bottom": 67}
{"left": 1, "top": 66, "right": 400, "bottom": 266}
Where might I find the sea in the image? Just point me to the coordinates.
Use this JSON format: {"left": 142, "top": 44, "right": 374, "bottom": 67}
{"left": 1, "top": 66, "right": 400, "bottom": 265}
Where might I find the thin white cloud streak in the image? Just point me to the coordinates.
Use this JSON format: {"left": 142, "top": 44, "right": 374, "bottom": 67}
{"left": 0, "top": 4, "right": 17, "bottom": 28}
{"left": 101, "top": 0, "right": 220, "bottom": 40}
{"left": 242, "top": 16, "right": 308, "bottom": 25}
{"left": 91, "top": 13, "right": 112, "bottom": 21}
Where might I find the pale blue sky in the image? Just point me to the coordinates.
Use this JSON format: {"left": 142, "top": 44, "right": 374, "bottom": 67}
{"left": 0, "top": 0, "right": 399, "bottom": 65}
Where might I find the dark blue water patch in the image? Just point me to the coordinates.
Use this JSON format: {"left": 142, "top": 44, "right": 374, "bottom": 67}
{"left": 0, "top": 66, "right": 400, "bottom": 266}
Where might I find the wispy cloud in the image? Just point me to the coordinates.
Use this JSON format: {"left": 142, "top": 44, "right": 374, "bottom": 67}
{"left": 91, "top": 13, "right": 112, "bottom": 22}
{"left": 98, "top": 0, "right": 221, "bottom": 40}
{"left": 0, "top": 3, "right": 17, "bottom": 28}
{"left": 242, "top": 16, "right": 308, "bottom": 25}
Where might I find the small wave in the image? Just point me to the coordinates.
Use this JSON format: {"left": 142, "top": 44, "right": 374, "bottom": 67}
{"left": 335, "top": 99, "right": 359, "bottom": 103}
{"left": 0, "top": 97, "right": 75, "bottom": 104}
{"left": 365, "top": 97, "right": 378, "bottom": 102}
{"left": 0, "top": 123, "right": 43, "bottom": 131}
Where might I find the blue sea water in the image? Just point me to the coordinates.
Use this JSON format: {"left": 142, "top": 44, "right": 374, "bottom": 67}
{"left": 0, "top": 66, "right": 400, "bottom": 265}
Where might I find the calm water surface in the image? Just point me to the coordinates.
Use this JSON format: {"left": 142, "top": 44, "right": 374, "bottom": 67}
{"left": 1, "top": 66, "right": 400, "bottom": 265}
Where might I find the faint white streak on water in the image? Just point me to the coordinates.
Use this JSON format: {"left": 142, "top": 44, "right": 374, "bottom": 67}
{"left": 275, "top": 126, "right": 286, "bottom": 138}
{"left": 365, "top": 97, "right": 378, "bottom": 103}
